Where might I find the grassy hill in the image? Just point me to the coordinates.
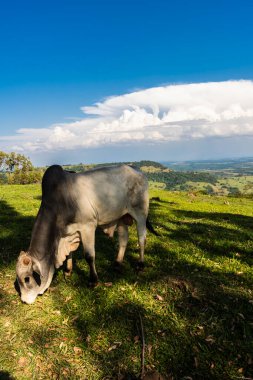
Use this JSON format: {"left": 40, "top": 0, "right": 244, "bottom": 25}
{"left": 0, "top": 184, "right": 252, "bottom": 379}
{"left": 62, "top": 160, "right": 165, "bottom": 173}
{"left": 162, "top": 158, "right": 253, "bottom": 195}
{"left": 61, "top": 160, "right": 253, "bottom": 196}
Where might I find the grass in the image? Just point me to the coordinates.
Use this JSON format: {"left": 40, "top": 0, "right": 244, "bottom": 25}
{"left": 217, "top": 176, "right": 253, "bottom": 195}
{"left": 0, "top": 185, "right": 253, "bottom": 379}
{"left": 173, "top": 175, "right": 253, "bottom": 195}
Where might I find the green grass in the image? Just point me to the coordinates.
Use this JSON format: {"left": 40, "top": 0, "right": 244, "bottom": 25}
{"left": 217, "top": 175, "right": 253, "bottom": 195}
{"left": 0, "top": 185, "right": 253, "bottom": 379}
{"left": 171, "top": 176, "right": 253, "bottom": 195}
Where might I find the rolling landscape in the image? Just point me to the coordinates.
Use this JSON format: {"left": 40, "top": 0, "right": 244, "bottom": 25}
{"left": 62, "top": 158, "right": 253, "bottom": 197}
{"left": 0, "top": 158, "right": 253, "bottom": 379}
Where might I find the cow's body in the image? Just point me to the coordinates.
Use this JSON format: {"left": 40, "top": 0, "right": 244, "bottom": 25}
{"left": 16, "top": 164, "right": 149, "bottom": 304}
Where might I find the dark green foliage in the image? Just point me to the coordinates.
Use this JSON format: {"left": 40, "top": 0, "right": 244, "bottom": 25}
{"left": 95, "top": 160, "right": 166, "bottom": 170}
{"left": 129, "top": 160, "right": 166, "bottom": 170}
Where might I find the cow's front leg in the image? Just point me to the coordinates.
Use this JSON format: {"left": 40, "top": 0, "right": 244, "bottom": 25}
{"left": 80, "top": 223, "right": 98, "bottom": 287}
{"left": 64, "top": 253, "right": 73, "bottom": 277}
{"left": 114, "top": 221, "right": 129, "bottom": 271}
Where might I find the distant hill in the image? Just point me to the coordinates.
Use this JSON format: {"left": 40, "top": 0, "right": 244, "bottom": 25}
{"left": 161, "top": 157, "right": 253, "bottom": 175}
{"left": 62, "top": 160, "right": 165, "bottom": 173}
{"left": 48, "top": 159, "right": 253, "bottom": 196}
{"left": 95, "top": 160, "right": 165, "bottom": 170}
{"left": 160, "top": 158, "right": 253, "bottom": 196}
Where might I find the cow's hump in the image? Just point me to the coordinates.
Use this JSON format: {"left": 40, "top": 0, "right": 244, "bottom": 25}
{"left": 42, "top": 165, "right": 65, "bottom": 196}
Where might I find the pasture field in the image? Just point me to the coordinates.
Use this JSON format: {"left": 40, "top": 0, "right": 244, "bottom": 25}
{"left": 0, "top": 184, "right": 253, "bottom": 379}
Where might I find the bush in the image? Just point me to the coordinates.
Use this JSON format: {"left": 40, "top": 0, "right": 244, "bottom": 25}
{"left": 8, "top": 169, "right": 43, "bottom": 184}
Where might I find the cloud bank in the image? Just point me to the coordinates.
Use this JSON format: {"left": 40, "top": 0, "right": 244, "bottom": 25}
{"left": 2, "top": 80, "right": 253, "bottom": 153}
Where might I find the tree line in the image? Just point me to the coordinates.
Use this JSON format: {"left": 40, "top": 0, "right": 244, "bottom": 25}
{"left": 0, "top": 151, "right": 43, "bottom": 184}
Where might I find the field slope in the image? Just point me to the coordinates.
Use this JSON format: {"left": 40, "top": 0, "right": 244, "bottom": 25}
{"left": 0, "top": 185, "right": 253, "bottom": 379}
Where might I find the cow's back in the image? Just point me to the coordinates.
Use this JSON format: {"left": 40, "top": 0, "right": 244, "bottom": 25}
{"left": 79, "top": 165, "right": 148, "bottom": 204}
{"left": 75, "top": 165, "right": 149, "bottom": 225}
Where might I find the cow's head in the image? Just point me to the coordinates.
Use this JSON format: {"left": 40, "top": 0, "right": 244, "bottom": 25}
{"left": 15, "top": 251, "right": 52, "bottom": 304}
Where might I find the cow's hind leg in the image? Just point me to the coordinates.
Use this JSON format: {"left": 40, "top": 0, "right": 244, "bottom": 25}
{"left": 114, "top": 221, "right": 129, "bottom": 271}
{"left": 80, "top": 224, "right": 98, "bottom": 287}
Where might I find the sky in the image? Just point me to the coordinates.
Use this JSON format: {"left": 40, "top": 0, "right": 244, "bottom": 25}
{"left": 0, "top": 0, "right": 253, "bottom": 166}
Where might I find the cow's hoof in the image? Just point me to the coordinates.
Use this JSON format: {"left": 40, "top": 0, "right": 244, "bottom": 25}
{"left": 88, "top": 280, "right": 99, "bottom": 288}
{"left": 113, "top": 261, "right": 123, "bottom": 273}
{"left": 136, "top": 262, "right": 145, "bottom": 272}
{"left": 64, "top": 270, "right": 72, "bottom": 278}
{"left": 64, "top": 271, "right": 72, "bottom": 282}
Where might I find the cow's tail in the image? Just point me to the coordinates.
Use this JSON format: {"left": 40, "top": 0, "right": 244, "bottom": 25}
{"left": 146, "top": 217, "right": 159, "bottom": 236}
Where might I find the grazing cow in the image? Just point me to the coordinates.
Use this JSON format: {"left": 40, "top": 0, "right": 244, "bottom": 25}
{"left": 16, "top": 164, "right": 153, "bottom": 304}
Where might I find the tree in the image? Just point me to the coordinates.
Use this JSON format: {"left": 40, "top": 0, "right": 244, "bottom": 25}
{"left": 0, "top": 151, "right": 7, "bottom": 171}
{"left": 0, "top": 150, "right": 43, "bottom": 184}
{"left": 4, "top": 152, "right": 33, "bottom": 172}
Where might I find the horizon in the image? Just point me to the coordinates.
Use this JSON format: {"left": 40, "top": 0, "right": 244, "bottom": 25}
{"left": 30, "top": 155, "right": 253, "bottom": 169}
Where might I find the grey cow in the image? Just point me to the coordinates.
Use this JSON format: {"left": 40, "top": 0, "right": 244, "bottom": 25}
{"left": 16, "top": 164, "right": 151, "bottom": 304}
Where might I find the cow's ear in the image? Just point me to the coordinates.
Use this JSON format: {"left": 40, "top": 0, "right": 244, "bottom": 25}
{"left": 69, "top": 241, "right": 80, "bottom": 252}
{"left": 22, "top": 256, "right": 31, "bottom": 266}
{"left": 18, "top": 252, "right": 32, "bottom": 267}
{"left": 19, "top": 250, "right": 28, "bottom": 259}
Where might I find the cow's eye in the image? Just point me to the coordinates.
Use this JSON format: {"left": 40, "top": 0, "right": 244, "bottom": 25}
{"left": 33, "top": 271, "right": 41, "bottom": 286}
{"left": 24, "top": 277, "right": 30, "bottom": 284}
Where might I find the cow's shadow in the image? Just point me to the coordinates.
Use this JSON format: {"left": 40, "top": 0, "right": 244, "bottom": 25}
{"left": 1, "top": 196, "right": 253, "bottom": 379}
{"left": 0, "top": 371, "right": 15, "bottom": 380}
{"left": 0, "top": 199, "right": 35, "bottom": 269}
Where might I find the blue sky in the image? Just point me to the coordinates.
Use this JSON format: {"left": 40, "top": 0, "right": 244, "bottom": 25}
{"left": 1, "top": 0, "right": 253, "bottom": 165}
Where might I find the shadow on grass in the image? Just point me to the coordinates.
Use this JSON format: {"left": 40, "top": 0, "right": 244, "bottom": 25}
{"left": 0, "top": 199, "right": 35, "bottom": 268}
{"left": 70, "top": 198, "right": 253, "bottom": 378}
{"left": 1, "top": 196, "right": 253, "bottom": 379}
{"left": 48, "top": 230, "right": 253, "bottom": 378}
{"left": 48, "top": 264, "right": 253, "bottom": 379}
{"left": 150, "top": 199, "right": 253, "bottom": 266}
{"left": 0, "top": 371, "right": 15, "bottom": 380}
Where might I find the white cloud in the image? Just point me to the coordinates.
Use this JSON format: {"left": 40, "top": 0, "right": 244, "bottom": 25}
{"left": 1, "top": 80, "right": 253, "bottom": 153}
